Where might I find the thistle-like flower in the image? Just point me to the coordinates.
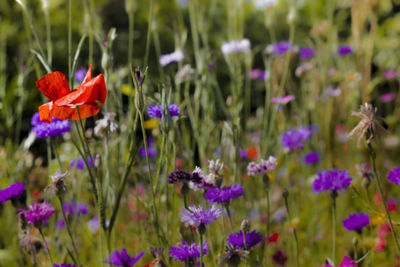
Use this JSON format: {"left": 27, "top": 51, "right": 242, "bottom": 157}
{"left": 348, "top": 103, "right": 385, "bottom": 147}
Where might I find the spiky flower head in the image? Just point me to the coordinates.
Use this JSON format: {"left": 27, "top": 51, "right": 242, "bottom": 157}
{"left": 180, "top": 204, "right": 223, "bottom": 228}
{"left": 169, "top": 241, "right": 209, "bottom": 264}
{"left": 18, "top": 200, "right": 55, "bottom": 227}
{"left": 220, "top": 244, "right": 249, "bottom": 267}
{"left": 45, "top": 171, "right": 69, "bottom": 197}
{"left": 104, "top": 248, "right": 145, "bottom": 267}
{"left": 342, "top": 212, "right": 370, "bottom": 233}
{"left": 312, "top": 169, "right": 353, "bottom": 194}
{"left": 348, "top": 103, "right": 385, "bottom": 147}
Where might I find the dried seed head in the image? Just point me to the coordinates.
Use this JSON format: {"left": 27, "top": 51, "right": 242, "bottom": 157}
{"left": 348, "top": 103, "right": 386, "bottom": 147}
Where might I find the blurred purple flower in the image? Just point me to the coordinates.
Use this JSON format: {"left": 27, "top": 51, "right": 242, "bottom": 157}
{"left": 55, "top": 219, "right": 66, "bottom": 229}
{"left": 54, "top": 264, "right": 77, "bottom": 267}
{"left": 270, "top": 95, "right": 295, "bottom": 105}
{"left": 226, "top": 230, "right": 262, "bottom": 250}
{"left": 63, "top": 201, "right": 88, "bottom": 217}
{"left": 148, "top": 104, "right": 180, "bottom": 118}
{"left": 205, "top": 184, "right": 243, "bottom": 204}
{"left": 312, "top": 169, "right": 352, "bottom": 194}
{"left": 70, "top": 156, "right": 96, "bottom": 170}
{"left": 87, "top": 216, "right": 99, "bottom": 233}
{"left": 271, "top": 250, "right": 288, "bottom": 266}
{"left": 266, "top": 41, "right": 291, "bottom": 56}
{"left": 303, "top": 151, "right": 320, "bottom": 165}
{"left": 169, "top": 241, "right": 208, "bottom": 263}
{"left": 299, "top": 47, "right": 314, "bottom": 60}
{"left": 31, "top": 112, "right": 71, "bottom": 139}
{"left": 160, "top": 50, "right": 184, "bottom": 66}
{"left": 384, "top": 69, "right": 397, "bottom": 80}
{"left": 239, "top": 148, "right": 248, "bottom": 159}
{"left": 281, "top": 126, "right": 314, "bottom": 151}
{"left": 337, "top": 45, "right": 353, "bottom": 56}
{"left": 380, "top": 92, "right": 395, "bottom": 103}
{"left": 104, "top": 248, "right": 144, "bottom": 267}
{"left": 74, "top": 68, "right": 87, "bottom": 83}
{"left": 388, "top": 167, "right": 400, "bottom": 185}
{"left": 0, "top": 181, "right": 26, "bottom": 204}
{"left": 342, "top": 212, "right": 370, "bottom": 233}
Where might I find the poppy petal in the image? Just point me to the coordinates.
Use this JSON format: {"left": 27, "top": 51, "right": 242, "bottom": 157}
{"left": 82, "top": 64, "right": 92, "bottom": 84}
{"left": 36, "top": 72, "right": 70, "bottom": 101}
{"left": 39, "top": 102, "right": 75, "bottom": 123}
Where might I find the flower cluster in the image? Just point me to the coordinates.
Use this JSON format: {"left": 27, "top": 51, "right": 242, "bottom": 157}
{"left": 19, "top": 200, "right": 55, "bottom": 226}
{"left": 247, "top": 156, "right": 277, "bottom": 176}
{"left": 342, "top": 212, "right": 370, "bottom": 233}
{"left": 205, "top": 184, "right": 243, "bottom": 204}
{"left": 104, "top": 248, "right": 145, "bottom": 267}
{"left": 147, "top": 104, "right": 180, "bottom": 118}
{"left": 31, "top": 112, "right": 71, "bottom": 139}
{"left": 0, "top": 181, "right": 26, "bottom": 204}
{"left": 180, "top": 204, "right": 223, "bottom": 227}
{"left": 226, "top": 230, "right": 262, "bottom": 250}
{"left": 387, "top": 167, "right": 400, "bottom": 186}
{"left": 169, "top": 241, "right": 209, "bottom": 263}
{"left": 160, "top": 50, "right": 184, "bottom": 66}
{"left": 281, "top": 125, "right": 314, "bottom": 151}
{"left": 221, "top": 39, "right": 251, "bottom": 55}
{"left": 312, "top": 169, "right": 353, "bottom": 194}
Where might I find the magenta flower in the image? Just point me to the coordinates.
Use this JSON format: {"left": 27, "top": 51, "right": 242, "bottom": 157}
{"left": 299, "top": 47, "right": 314, "bottom": 60}
{"left": 380, "top": 92, "right": 395, "bottom": 103}
{"left": 339, "top": 256, "right": 357, "bottom": 267}
{"left": 19, "top": 200, "right": 55, "bottom": 227}
{"left": 337, "top": 45, "right": 353, "bottom": 56}
{"left": 384, "top": 69, "right": 397, "bottom": 80}
{"left": 104, "top": 248, "right": 144, "bottom": 267}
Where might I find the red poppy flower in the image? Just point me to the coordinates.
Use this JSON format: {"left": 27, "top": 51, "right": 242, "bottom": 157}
{"left": 268, "top": 232, "right": 279, "bottom": 243}
{"left": 36, "top": 65, "right": 106, "bottom": 123}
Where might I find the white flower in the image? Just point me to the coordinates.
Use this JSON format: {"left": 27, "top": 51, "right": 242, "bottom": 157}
{"left": 221, "top": 39, "right": 251, "bottom": 55}
{"left": 160, "top": 50, "right": 184, "bottom": 66}
{"left": 94, "top": 112, "right": 118, "bottom": 137}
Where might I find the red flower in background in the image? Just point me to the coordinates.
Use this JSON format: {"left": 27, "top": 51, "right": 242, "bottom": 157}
{"left": 36, "top": 65, "right": 106, "bottom": 123}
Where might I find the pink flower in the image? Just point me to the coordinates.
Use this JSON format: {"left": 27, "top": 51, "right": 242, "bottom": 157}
{"left": 384, "top": 69, "right": 397, "bottom": 80}
{"left": 270, "top": 95, "right": 295, "bottom": 105}
{"left": 380, "top": 92, "right": 395, "bottom": 103}
{"left": 339, "top": 256, "right": 357, "bottom": 267}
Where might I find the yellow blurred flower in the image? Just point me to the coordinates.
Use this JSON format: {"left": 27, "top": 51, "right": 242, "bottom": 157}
{"left": 144, "top": 119, "right": 160, "bottom": 129}
{"left": 121, "top": 84, "right": 135, "bottom": 96}
{"left": 371, "top": 213, "right": 385, "bottom": 226}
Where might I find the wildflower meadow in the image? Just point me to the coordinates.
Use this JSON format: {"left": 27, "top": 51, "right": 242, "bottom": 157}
{"left": 1, "top": 0, "right": 400, "bottom": 266}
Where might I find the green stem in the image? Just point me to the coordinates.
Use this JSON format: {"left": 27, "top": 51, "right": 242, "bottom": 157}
{"left": 283, "top": 190, "right": 299, "bottom": 267}
{"left": 331, "top": 191, "right": 337, "bottom": 266}
{"left": 58, "top": 197, "right": 80, "bottom": 266}
{"left": 225, "top": 205, "right": 234, "bottom": 231}
{"left": 38, "top": 227, "right": 54, "bottom": 266}
{"left": 144, "top": 0, "right": 154, "bottom": 67}
{"left": 200, "top": 233, "right": 204, "bottom": 267}
{"left": 368, "top": 143, "right": 400, "bottom": 252}
{"left": 68, "top": 0, "right": 72, "bottom": 87}
{"left": 50, "top": 140, "right": 62, "bottom": 170}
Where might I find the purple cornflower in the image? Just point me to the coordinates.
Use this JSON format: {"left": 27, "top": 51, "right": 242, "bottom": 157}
{"left": 147, "top": 104, "right": 180, "bottom": 118}
{"left": 299, "top": 47, "right": 314, "bottom": 60}
{"left": 205, "top": 184, "right": 243, "bottom": 204}
{"left": 312, "top": 169, "right": 353, "bottom": 194}
{"left": 387, "top": 167, "right": 400, "bottom": 185}
{"left": 180, "top": 204, "right": 223, "bottom": 227}
{"left": 70, "top": 156, "right": 96, "bottom": 170}
{"left": 55, "top": 219, "right": 66, "bottom": 229}
{"left": 104, "top": 248, "right": 144, "bottom": 267}
{"left": 63, "top": 201, "right": 88, "bottom": 217}
{"left": 169, "top": 241, "right": 209, "bottom": 263}
{"left": 160, "top": 50, "right": 184, "bottom": 66}
{"left": 337, "top": 45, "right": 353, "bottom": 56}
{"left": 74, "top": 68, "right": 87, "bottom": 82}
{"left": 265, "top": 41, "right": 291, "bottom": 56}
{"left": 239, "top": 148, "right": 248, "bottom": 159}
{"left": 54, "top": 264, "right": 76, "bottom": 267}
{"left": 168, "top": 170, "right": 192, "bottom": 184}
{"left": 342, "top": 212, "right": 370, "bottom": 233}
{"left": 188, "top": 167, "right": 214, "bottom": 191}
{"left": 0, "top": 181, "right": 26, "bottom": 204}
{"left": 271, "top": 249, "right": 288, "bottom": 266}
{"left": 281, "top": 128, "right": 309, "bottom": 151}
{"left": 247, "top": 156, "right": 277, "bottom": 176}
{"left": 221, "top": 39, "right": 251, "bottom": 55}
{"left": 31, "top": 112, "right": 71, "bottom": 138}
{"left": 19, "top": 200, "right": 55, "bottom": 227}
{"left": 226, "top": 230, "right": 262, "bottom": 250}
{"left": 303, "top": 151, "right": 320, "bottom": 165}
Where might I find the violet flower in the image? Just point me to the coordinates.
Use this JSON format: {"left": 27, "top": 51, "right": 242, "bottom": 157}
{"left": 169, "top": 241, "right": 209, "bottom": 263}
{"left": 226, "top": 230, "right": 262, "bottom": 250}
{"left": 342, "top": 212, "right": 370, "bottom": 233}
{"left": 31, "top": 112, "right": 70, "bottom": 139}
{"left": 205, "top": 184, "right": 243, "bottom": 204}
{"left": 148, "top": 104, "right": 180, "bottom": 118}
{"left": 19, "top": 200, "right": 55, "bottom": 227}
{"left": 180, "top": 204, "right": 223, "bottom": 227}
{"left": 104, "top": 248, "right": 144, "bottom": 267}
{"left": 312, "top": 169, "right": 353, "bottom": 194}
{"left": 387, "top": 167, "right": 400, "bottom": 186}
{"left": 0, "top": 181, "right": 26, "bottom": 204}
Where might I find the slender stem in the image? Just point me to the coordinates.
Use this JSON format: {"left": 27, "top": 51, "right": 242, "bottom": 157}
{"left": 199, "top": 233, "right": 204, "bottom": 267}
{"left": 266, "top": 188, "right": 270, "bottom": 238}
{"left": 38, "top": 227, "right": 54, "bottom": 266}
{"left": 368, "top": 143, "right": 400, "bottom": 252}
{"left": 331, "top": 191, "right": 337, "bottom": 266}
{"left": 50, "top": 140, "right": 62, "bottom": 170}
{"left": 144, "top": 0, "right": 154, "bottom": 67}
{"left": 225, "top": 205, "right": 234, "bottom": 231}
{"left": 68, "top": 0, "right": 72, "bottom": 87}
{"left": 283, "top": 190, "right": 299, "bottom": 267}
{"left": 58, "top": 197, "right": 80, "bottom": 266}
